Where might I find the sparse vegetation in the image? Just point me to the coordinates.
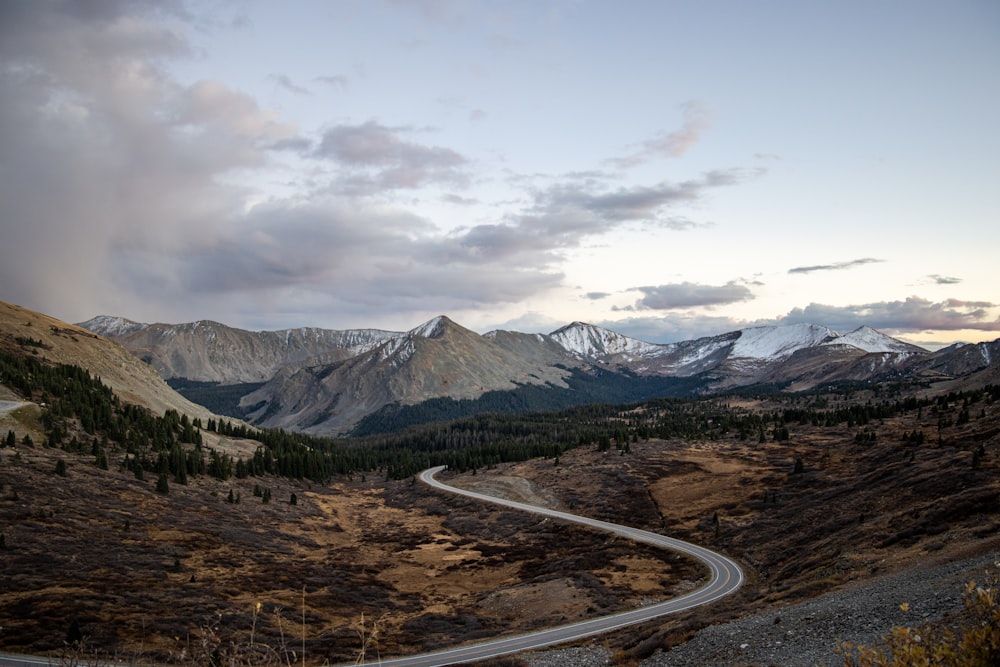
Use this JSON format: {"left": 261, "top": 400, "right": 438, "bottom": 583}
{"left": 2, "top": 330, "right": 999, "bottom": 664}
{"left": 840, "top": 575, "right": 1000, "bottom": 666}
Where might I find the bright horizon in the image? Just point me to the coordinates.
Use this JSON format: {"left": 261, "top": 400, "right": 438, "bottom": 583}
{"left": 1, "top": 1, "right": 998, "bottom": 351}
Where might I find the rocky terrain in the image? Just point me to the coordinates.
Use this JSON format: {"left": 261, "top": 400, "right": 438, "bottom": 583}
{"left": 81, "top": 307, "right": 1000, "bottom": 436}
{"left": 524, "top": 548, "right": 1000, "bottom": 666}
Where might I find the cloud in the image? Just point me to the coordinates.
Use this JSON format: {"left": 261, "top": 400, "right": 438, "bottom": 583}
{"left": 107, "top": 195, "right": 566, "bottom": 328}
{"left": 779, "top": 296, "right": 1000, "bottom": 332}
{"left": 584, "top": 292, "right": 611, "bottom": 301}
{"left": 0, "top": 2, "right": 297, "bottom": 322}
{"left": 599, "top": 313, "right": 752, "bottom": 343}
{"left": 269, "top": 73, "right": 311, "bottom": 95}
{"left": 627, "top": 282, "right": 756, "bottom": 310}
{"left": 788, "top": 258, "right": 884, "bottom": 274}
{"left": 315, "top": 74, "right": 349, "bottom": 89}
{"left": 0, "top": 3, "right": 776, "bottom": 332}
{"left": 315, "top": 120, "right": 469, "bottom": 191}
{"left": 442, "top": 193, "right": 479, "bottom": 206}
{"left": 447, "top": 169, "right": 753, "bottom": 265}
{"left": 600, "top": 296, "right": 1000, "bottom": 345}
{"left": 928, "top": 274, "right": 962, "bottom": 285}
{"left": 609, "top": 101, "right": 711, "bottom": 168}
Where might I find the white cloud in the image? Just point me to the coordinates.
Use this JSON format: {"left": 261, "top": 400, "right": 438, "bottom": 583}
{"left": 608, "top": 101, "right": 712, "bottom": 168}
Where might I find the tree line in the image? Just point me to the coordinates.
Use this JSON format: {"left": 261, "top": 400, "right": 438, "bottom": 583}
{"left": 2, "top": 348, "right": 995, "bottom": 487}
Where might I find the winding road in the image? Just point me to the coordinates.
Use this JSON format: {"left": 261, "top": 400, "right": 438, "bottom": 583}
{"left": 335, "top": 466, "right": 745, "bottom": 667}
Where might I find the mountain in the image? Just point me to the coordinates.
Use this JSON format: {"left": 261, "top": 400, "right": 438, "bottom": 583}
{"left": 77, "top": 309, "right": 1000, "bottom": 436}
{"left": 239, "top": 316, "right": 578, "bottom": 435}
{"left": 909, "top": 339, "right": 1000, "bottom": 388}
{"left": 544, "top": 321, "right": 930, "bottom": 390}
{"left": 79, "top": 315, "right": 400, "bottom": 384}
{"left": 1, "top": 301, "right": 216, "bottom": 420}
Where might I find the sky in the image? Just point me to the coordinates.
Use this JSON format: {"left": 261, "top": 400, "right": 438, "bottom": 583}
{"left": 1, "top": 0, "right": 998, "bottom": 349}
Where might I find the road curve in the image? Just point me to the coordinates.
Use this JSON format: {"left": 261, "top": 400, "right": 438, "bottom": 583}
{"left": 335, "top": 466, "right": 744, "bottom": 667}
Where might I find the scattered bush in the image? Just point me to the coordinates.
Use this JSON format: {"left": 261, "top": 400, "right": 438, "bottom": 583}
{"left": 840, "top": 574, "right": 1000, "bottom": 666}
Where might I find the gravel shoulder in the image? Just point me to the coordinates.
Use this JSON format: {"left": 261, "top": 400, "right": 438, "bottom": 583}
{"left": 525, "top": 545, "right": 1000, "bottom": 667}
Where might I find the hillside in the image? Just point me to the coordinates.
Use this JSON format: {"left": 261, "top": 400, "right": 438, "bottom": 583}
{"left": 80, "top": 315, "right": 400, "bottom": 384}
{"left": 240, "top": 316, "right": 580, "bottom": 435}
{"left": 1, "top": 301, "right": 215, "bottom": 421}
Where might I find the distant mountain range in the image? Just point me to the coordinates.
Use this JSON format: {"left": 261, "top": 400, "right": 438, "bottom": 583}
{"left": 78, "top": 312, "right": 1000, "bottom": 436}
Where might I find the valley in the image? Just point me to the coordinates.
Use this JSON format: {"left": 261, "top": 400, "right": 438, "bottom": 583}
{"left": 3, "top": 385, "right": 998, "bottom": 665}
{"left": 1, "top": 301, "right": 999, "bottom": 666}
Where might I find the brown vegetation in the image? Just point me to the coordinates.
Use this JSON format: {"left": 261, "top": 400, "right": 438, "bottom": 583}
{"left": 2, "top": 383, "right": 998, "bottom": 665}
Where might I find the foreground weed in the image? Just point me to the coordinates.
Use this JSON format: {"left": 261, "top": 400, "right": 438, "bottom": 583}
{"left": 839, "top": 568, "right": 1000, "bottom": 667}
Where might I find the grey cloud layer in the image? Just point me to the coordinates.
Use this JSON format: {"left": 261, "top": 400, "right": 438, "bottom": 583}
{"left": 606, "top": 296, "right": 1000, "bottom": 345}
{"left": 312, "top": 120, "right": 471, "bottom": 193}
{"left": 780, "top": 296, "right": 1000, "bottom": 333}
{"left": 627, "top": 282, "right": 756, "bottom": 310}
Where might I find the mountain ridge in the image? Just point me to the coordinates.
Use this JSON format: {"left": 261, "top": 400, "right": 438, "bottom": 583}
{"left": 75, "top": 308, "right": 1000, "bottom": 436}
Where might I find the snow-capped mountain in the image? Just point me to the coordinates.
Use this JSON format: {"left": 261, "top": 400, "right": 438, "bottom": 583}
{"left": 729, "top": 323, "right": 839, "bottom": 360}
{"left": 543, "top": 321, "right": 926, "bottom": 382}
{"left": 823, "top": 326, "right": 925, "bottom": 355}
{"left": 80, "top": 315, "right": 149, "bottom": 338}
{"left": 77, "top": 310, "right": 1000, "bottom": 436}
{"left": 549, "top": 321, "right": 665, "bottom": 359}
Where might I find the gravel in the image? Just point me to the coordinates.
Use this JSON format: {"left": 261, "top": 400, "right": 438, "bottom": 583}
{"left": 524, "top": 549, "right": 999, "bottom": 667}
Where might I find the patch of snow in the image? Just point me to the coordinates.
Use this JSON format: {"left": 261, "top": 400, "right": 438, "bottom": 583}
{"left": 731, "top": 324, "right": 839, "bottom": 360}
{"left": 549, "top": 322, "right": 663, "bottom": 358}
{"left": 827, "top": 326, "right": 913, "bottom": 354}
{"left": 78, "top": 315, "right": 147, "bottom": 337}
{"left": 409, "top": 316, "right": 447, "bottom": 339}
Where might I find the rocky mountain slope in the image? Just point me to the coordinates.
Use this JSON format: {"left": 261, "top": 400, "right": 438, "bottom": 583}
{"left": 80, "top": 315, "right": 399, "bottom": 384}
{"left": 239, "top": 316, "right": 578, "bottom": 435}
{"left": 77, "top": 309, "right": 1000, "bottom": 436}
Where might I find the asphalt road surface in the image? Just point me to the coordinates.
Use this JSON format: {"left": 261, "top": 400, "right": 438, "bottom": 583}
{"left": 0, "top": 465, "right": 743, "bottom": 667}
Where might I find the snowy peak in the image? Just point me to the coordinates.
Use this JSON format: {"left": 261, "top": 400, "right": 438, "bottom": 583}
{"left": 730, "top": 324, "right": 840, "bottom": 360}
{"left": 78, "top": 315, "right": 148, "bottom": 338}
{"left": 826, "top": 326, "right": 924, "bottom": 354}
{"left": 549, "top": 321, "right": 661, "bottom": 358}
{"left": 408, "top": 315, "right": 453, "bottom": 339}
